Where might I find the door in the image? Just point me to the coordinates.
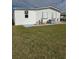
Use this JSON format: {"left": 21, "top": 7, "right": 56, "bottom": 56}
{"left": 42, "top": 12, "right": 48, "bottom": 23}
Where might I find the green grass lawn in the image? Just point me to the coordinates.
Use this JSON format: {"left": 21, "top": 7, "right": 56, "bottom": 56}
{"left": 12, "top": 24, "right": 66, "bottom": 59}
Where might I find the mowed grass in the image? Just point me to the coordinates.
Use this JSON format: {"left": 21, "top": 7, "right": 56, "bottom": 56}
{"left": 12, "top": 24, "right": 66, "bottom": 59}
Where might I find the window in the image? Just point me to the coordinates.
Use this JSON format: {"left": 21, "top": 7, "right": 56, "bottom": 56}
{"left": 25, "top": 10, "right": 28, "bottom": 14}
{"left": 51, "top": 13, "right": 54, "bottom": 19}
{"left": 42, "top": 12, "right": 48, "bottom": 19}
{"left": 25, "top": 14, "right": 28, "bottom": 18}
{"left": 25, "top": 10, "right": 28, "bottom": 18}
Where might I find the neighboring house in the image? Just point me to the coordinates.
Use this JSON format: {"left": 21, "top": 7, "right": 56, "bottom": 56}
{"left": 60, "top": 12, "right": 66, "bottom": 21}
{"left": 13, "top": 6, "right": 61, "bottom": 25}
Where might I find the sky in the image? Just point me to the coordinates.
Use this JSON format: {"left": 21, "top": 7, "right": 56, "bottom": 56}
{"left": 12, "top": 0, "right": 66, "bottom": 12}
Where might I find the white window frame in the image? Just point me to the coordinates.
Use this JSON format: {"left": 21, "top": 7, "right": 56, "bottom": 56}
{"left": 42, "top": 12, "right": 48, "bottom": 19}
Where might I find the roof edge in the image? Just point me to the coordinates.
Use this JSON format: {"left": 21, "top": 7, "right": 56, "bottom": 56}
{"left": 13, "top": 6, "right": 61, "bottom": 12}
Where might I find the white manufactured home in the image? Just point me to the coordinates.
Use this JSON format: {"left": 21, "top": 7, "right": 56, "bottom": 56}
{"left": 13, "top": 6, "right": 61, "bottom": 25}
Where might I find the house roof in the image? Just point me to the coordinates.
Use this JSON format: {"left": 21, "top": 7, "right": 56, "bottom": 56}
{"left": 13, "top": 6, "right": 61, "bottom": 13}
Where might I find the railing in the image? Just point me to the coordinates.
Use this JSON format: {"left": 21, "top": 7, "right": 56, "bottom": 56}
{"left": 36, "top": 19, "right": 56, "bottom": 25}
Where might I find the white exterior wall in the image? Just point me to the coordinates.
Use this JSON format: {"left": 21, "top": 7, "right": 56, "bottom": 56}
{"left": 14, "top": 10, "right": 37, "bottom": 25}
{"left": 14, "top": 8, "right": 60, "bottom": 25}
{"left": 36, "top": 9, "right": 53, "bottom": 23}
{"left": 35, "top": 9, "right": 60, "bottom": 23}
